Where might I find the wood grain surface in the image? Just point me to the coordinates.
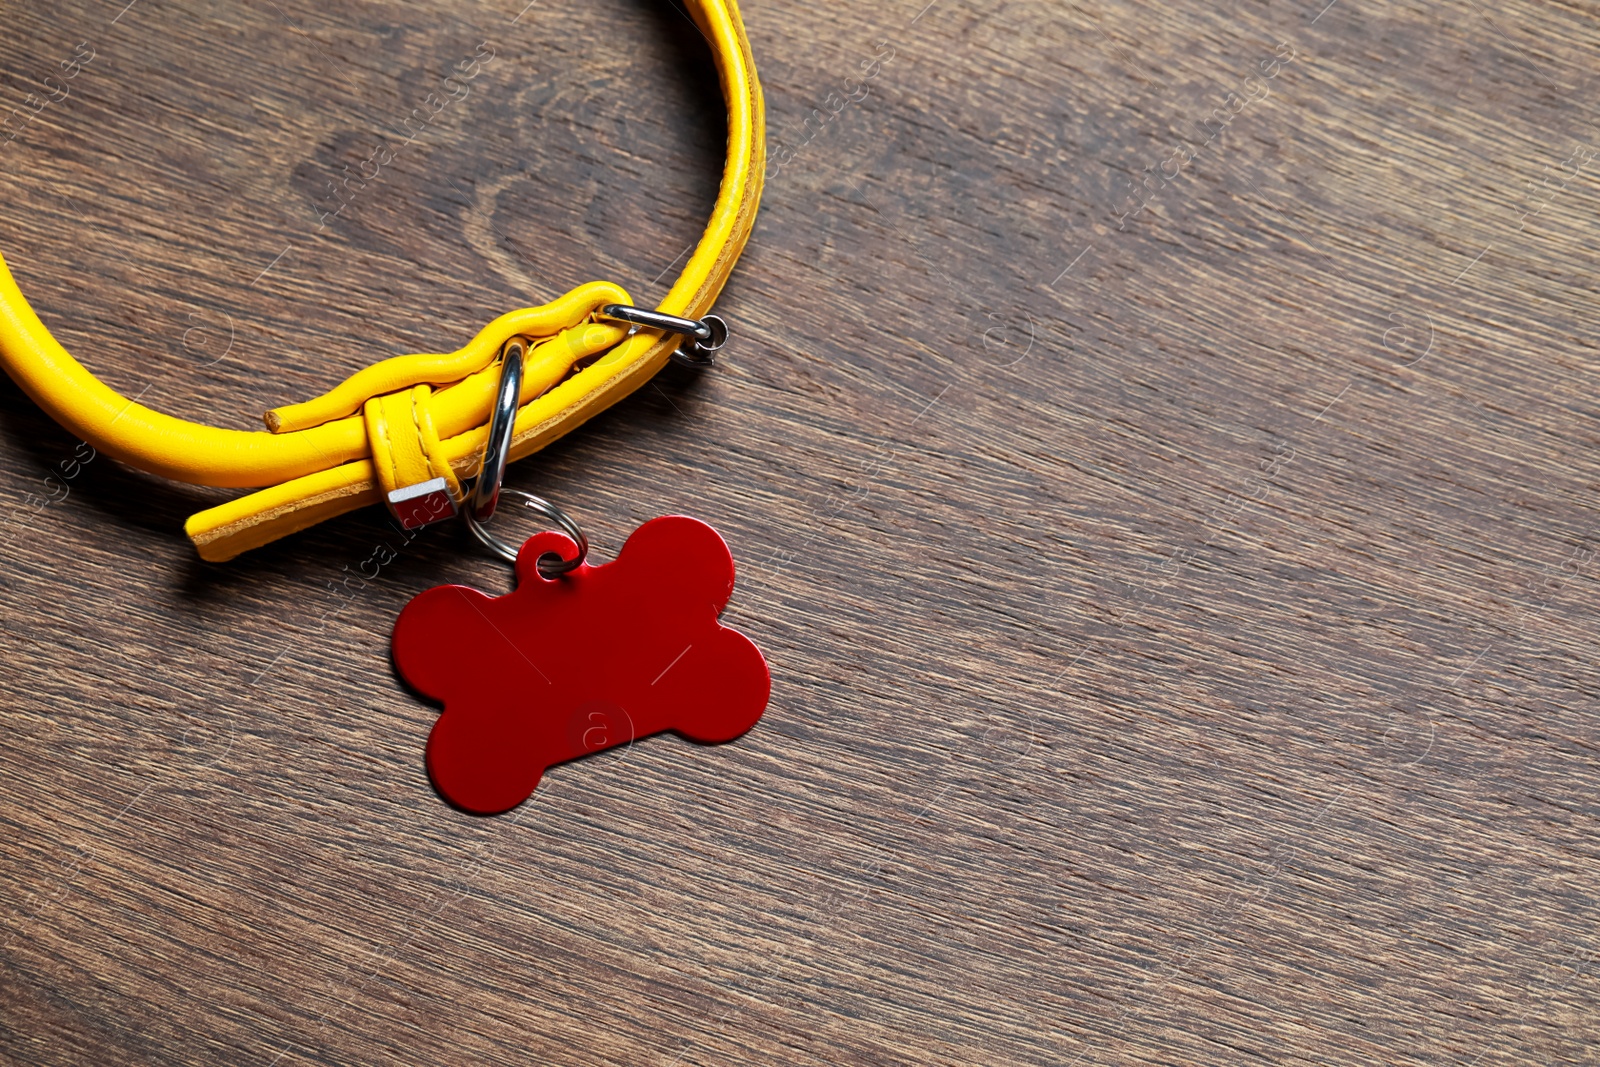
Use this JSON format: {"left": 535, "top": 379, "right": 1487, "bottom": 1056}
{"left": 1, "top": 0, "right": 1597, "bottom": 1063}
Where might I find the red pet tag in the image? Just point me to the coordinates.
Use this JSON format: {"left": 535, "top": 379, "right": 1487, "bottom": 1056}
{"left": 393, "top": 515, "right": 770, "bottom": 814}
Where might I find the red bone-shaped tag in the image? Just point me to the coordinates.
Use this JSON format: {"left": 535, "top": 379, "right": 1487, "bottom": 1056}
{"left": 393, "top": 516, "right": 770, "bottom": 814}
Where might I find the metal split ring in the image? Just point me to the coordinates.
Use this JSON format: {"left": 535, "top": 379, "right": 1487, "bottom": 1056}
{"left": 596, "top": 304, "right": 728, "bottom": 368}
{"left": 461, "top": 338, "right": 589, "bottom": 576}
{"left": 465, "top": 489, "right": 589, "bottom": 575}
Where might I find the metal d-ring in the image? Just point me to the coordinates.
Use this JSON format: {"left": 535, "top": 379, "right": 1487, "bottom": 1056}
{"left": 461, "top": 338, "right": 590, "bottom": 576}
{"left": 596, "top": 303, "right": 728, "bottom": 368}
{"left": 466, "top": 337, "right": 525, "bottom": 523}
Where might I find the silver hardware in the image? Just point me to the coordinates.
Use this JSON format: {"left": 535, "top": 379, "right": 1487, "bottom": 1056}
{"left": 596, "top": 304, "right": 729, "bottom": 368}
{"left": 465, "top": 489, "right": 589, "bottom": 577}
{"left": 466, "top": 337, "right": 525, "bottom": 523}
{"left": 462, "top": 339, "right": 589, "bottom": 577}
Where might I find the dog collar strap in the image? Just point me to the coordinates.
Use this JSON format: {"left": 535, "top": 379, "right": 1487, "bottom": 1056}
{"left": 0, "top": 0, "right": 763, "bottom": 561}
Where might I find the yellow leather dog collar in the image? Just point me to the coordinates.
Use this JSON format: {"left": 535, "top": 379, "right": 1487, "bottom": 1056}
{"left": 0, "top": 0, "right": 763, "bottom": 561}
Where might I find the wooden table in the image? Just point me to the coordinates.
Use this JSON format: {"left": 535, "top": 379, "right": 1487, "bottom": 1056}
{"left": 1, "top": 1, "right": 1596, "bottom": 1063}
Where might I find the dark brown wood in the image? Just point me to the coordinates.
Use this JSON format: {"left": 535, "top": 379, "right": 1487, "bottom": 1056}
{"left": 1, "top": 0, "right": 1597, "bottom": 1063}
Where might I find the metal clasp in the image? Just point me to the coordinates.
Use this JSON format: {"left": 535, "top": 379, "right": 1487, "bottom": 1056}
{"left": 595, "top": 304, "right": 728, "bottom": 367}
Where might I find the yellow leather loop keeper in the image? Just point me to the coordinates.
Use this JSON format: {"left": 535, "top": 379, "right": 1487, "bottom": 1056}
{"left": 412, "top": 385, "right": 460, "bottom": 495}
{"left": 0, "top": 0, "right": 763, "bottom": 561}
{"left": 364, "top": 386, "right": 450, "bottom": 503}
